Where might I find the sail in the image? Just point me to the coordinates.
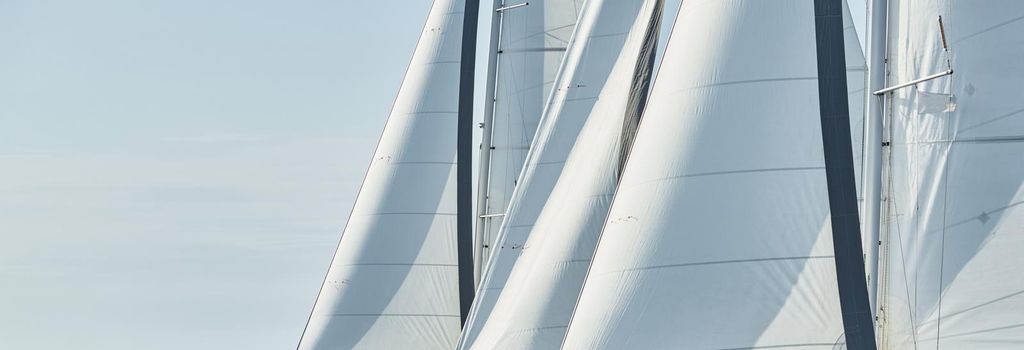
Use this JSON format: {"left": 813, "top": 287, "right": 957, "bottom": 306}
{"left": 561, "top": 0, "right": 864, "bottom": 348}
{"left": 297, "top": 1, "right": 467, "bottom": 348}
{"left": 877, "top": 1, "right": 1024, "bottom": 348}
{"left": 476, "top": 0, "right": 586, "bottom": 270}
{"left": 460, "top": 0, "right": 652, "bottom": 346}
{"left": 846, "top": 1, "right": 866, "bottom": 209}
{"left": 462, "top": 1, "right": 662, "bottom": 348}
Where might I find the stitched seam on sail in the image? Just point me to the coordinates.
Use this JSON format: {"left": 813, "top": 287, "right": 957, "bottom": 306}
{"left": 638, "top": 166, "right": 825, "bottom": 185}
{"left": 615, "top": 255, "right": 835, "bottom": 273}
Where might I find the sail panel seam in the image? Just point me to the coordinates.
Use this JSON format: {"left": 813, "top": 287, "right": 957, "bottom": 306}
{"left": 682, "top": 77, "right": 817, "bottom": 91}
{"left": 637, "top": 166, "right": 825, "bottom": 185}
{"left": 613, "top": 255, "right": 835, "bottom": 273}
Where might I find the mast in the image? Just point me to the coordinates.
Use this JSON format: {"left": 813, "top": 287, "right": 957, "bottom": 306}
{"left": 473, "top": 0, "right": 503, "bottom": 285}
{"left": 862, "top": 0, "right": 888, "bottom": 320}
{"left": 458, "top": 0, "right": 481, "bottom": 325}
{"left": 813, "top": 0, "right": 877, "bottom": 347}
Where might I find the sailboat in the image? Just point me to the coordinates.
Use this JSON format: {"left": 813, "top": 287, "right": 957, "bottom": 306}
{"left": 299, "top": 0, "right": 1024, "bottom": 348}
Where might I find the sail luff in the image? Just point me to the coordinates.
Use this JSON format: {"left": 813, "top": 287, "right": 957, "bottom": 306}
{"left": 298, "top": 1, "right": 468, "bottom": 348}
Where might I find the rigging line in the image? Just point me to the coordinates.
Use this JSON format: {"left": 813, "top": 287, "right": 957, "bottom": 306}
{"left": 923, "top": 321, "right": 1024, "bottom": 340}
{"left": 909, "top": 76, "right": 927, "bottom": 350}
{"left": 957, "top": 107, "right": 1024, "bottom": 133}
{"left": 952, "top": 14, "right": 1024, "bottom": 45}
{"left": 934, "top": 36, "right": 959, "bottom": 348}
{"left": 508, "top": 23, "right": 575, "bottom": 45}
{"left": 876, "top": 19, "right": 922, "bottom": 344}
{"left": 917, "top": 289, "right": 1024, "bottom": 324}
{"left": 501, "top": 26, "right": 543, "bottom": 158}
{"left": 897, "top": 199, "right": 1024, "bottom": 239}
{"left": 492, "top": 27, "right": 532, "bottom": 170}
{"left": 511, "top": 79, "right": 565, "bottom": 93}
{"left": 885, "top": 118, "right": 920, "bottom": 350}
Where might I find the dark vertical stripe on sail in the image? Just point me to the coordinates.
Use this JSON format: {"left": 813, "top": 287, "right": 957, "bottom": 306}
{"left": 457, "top": 0, "right": 480, "bottom": 327}
{"left": 617, "top": 0, "right": 663, "bottom": 176}
{"left": 812, "top": 0, "right": 878, "bottom": 348}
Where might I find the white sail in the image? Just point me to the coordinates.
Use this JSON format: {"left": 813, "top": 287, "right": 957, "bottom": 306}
{"left": 846, "top": 1, "right": 867, "bottom": 208}
{"left": 877, "top": 1, "right": 1024, "bottom": 348}
{"left": 460, "top": 0, "right": 652, "bottom": 346}
{"left": 463, "top": 1, "right": 662, "bottom": 348}
{"left": 476, "top": 0, "right": 586, "bottom": 271}
{"left": 561, "top": 1, "right": 864, "bottom": 348}
{"left": 297, "top": 1, "right": 467, "bottom": 348}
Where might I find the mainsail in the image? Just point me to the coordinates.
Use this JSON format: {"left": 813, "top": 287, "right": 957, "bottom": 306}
{"left": 460, "top": 0, "right": 654, "bottom": 346}
{"left": 297, "top": 1, "right": 470, "bottom": 348}
{"left": 462, "top": 0, "right": 662, "bottom": 348}
{"left": 561, "top": 0, "right": 865, "bottom": 348}
{"left": 476, "top": 0, "right": 586, "bottom": 277}
{"left": 876, "top": 0, "right": 1024, "bottom": 348}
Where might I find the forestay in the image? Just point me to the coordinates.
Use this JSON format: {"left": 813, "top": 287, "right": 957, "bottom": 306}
{"left": 562, "top": 0, "right": 863, "bottom": 348}
{"left": 463, "top": 0, "right": 662, "bottom": 348}
{"left": 460, "top": 0, "right": 651, "bottom": 346}
{"left": 476, "top": 0, "right": 586, "bottom": 271}
{"left": 877, "top": 0, "right": 1024, "bottom": 348}
{"left": 297, "top": 1, "right": 467, "bottom": 348}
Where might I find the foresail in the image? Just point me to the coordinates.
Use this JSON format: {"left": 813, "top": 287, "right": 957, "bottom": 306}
{"left": 561, "top": 0, "right": 851, "bottom": 348}
{"left": 476, "top": 0, "right": 586, "bottom": 271}
{"left": 297, "top": 1, "right": 466, "bottom": 348}
{"left": 463, "top": 0, "right": 662, "bottom": 348}
{"left": 845, "top": 1, "right": 867, "bottom": 210}
{"left": 460, "top": 0, "right": 650, "bottom": 347}
{"left": 877, "top": 1, "right": 1024, "bottom": 348}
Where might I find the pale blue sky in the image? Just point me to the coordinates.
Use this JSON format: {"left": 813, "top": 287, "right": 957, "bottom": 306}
{"left": 0, "top": 1, "right": 864, "bottom": 349}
